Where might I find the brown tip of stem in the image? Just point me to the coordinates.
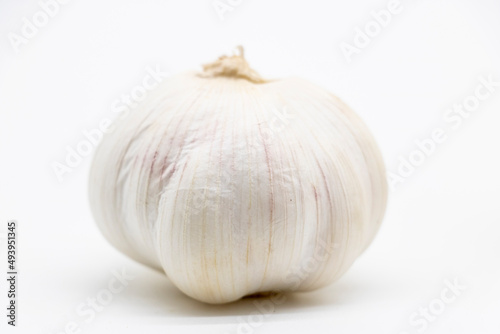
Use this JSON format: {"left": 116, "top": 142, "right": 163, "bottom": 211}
{"left": 199, "top": 46, "right": 267, "bottom": 83}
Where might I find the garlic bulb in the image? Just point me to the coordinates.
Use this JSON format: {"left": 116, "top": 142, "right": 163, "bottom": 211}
{"left": 89, "top": 47, "right": 388, "bottom": 304}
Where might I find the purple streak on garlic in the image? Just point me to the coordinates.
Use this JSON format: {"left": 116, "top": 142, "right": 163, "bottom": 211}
{"left": 89, "top": 47, "right": 388, "bottom": 304}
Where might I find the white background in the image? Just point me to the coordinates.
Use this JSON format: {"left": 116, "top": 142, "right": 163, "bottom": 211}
{"left": 1, "top": 0, "right": 500, "bottom": 333}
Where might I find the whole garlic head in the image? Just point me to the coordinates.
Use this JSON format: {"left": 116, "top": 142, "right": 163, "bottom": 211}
{"left": 89, "top": 47, "right": 388, "bottom": 304}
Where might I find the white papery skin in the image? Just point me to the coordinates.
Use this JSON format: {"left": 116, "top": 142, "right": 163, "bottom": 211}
{"left": 89, "top": 50, "right": 388, "bottom": 304}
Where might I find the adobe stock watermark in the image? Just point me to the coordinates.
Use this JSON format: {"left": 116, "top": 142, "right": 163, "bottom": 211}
{"left": 7, "top": 0, "right": 71, "bottom": 54}
{"left": 399, "top": 277, "right": 466, "bottom": 333}
{"left": 388, "top": 74, "right": 499, "bottom": 191}
{"left": 51, "top": 65, "right": 169, "bottom": 183}
{"left": 226, "top": 239, "right": 340, "bottom": 334}
{"left": 339, "top": 0, "right": 403, "bottom": 63}
{"left": 48, "top": 267, "right": 134, "bottom": 334}
{"left": 212, "top": 0, "right": 244, "bottom": 21}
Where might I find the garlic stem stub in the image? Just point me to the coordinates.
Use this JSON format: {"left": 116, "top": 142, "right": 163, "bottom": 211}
{"left": 89, "top": 47, "right": 388, "bottom": 304}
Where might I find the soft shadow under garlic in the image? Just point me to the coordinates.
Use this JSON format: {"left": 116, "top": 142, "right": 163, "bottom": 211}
{"left": 120, "top": 265, "right": 371, "bottom": 324}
